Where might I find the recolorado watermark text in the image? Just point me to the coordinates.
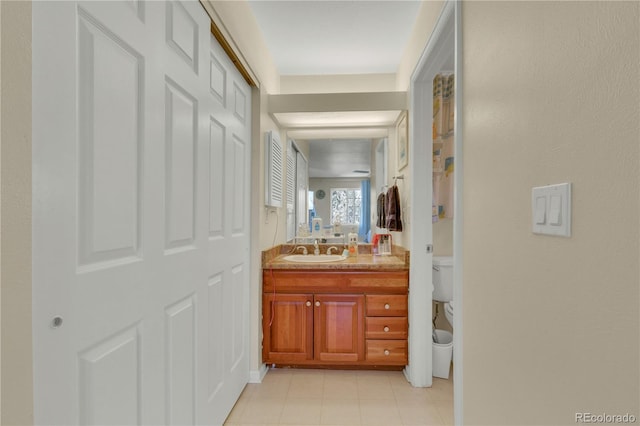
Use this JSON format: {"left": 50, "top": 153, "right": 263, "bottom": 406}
{"left": 576, "top": 413, "right": 637, "bottom": 423}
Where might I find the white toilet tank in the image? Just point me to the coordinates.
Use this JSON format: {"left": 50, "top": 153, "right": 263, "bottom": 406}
{"left": 432, "top": 256, "right": 453, "bottom": 302}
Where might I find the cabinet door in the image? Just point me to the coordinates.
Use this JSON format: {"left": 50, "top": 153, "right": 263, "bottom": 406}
{"left": 314, "top": 294, "right": 365, "bottom": 362}
{"left": 263, "top": 293, "right": 314, "bottom": 363}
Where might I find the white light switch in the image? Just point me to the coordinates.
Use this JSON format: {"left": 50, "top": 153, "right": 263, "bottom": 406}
{"left": 549, "top": 195, "right": 562, "bottom": 225}
{"left": 532, "top": 183, "right": 571, "bottom": 237}
{"left": 534, "top": 196, "right": 546, "bottom": 224}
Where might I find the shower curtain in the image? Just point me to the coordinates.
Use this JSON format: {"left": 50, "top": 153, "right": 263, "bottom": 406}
{"left": 432, "top": 73, "right": 455, "bottom": 222}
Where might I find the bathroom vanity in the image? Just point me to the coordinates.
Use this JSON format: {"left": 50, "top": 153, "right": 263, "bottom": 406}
{"left": 262, "top": 245, "right": 409, "bottom": 368}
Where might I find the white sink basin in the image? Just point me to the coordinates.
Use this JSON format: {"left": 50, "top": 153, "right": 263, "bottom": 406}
{"left": 282, "top": 254, "right": 346, "bottom": 263}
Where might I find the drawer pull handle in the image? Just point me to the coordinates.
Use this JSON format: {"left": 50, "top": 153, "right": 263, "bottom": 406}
{"left": 384, "top": 349, "right": 390, "bottom": 356}
{"left": 384, "top": 303, "right": 390, "bottom": 310}
{"left": 306, "top": 301, "right": 312, "bottom": 307}
{"left": 315, "top": 301, "right": 321, "bottom": 307}
{"left": 383, "top": 326, "right": 390, "bottom": 332}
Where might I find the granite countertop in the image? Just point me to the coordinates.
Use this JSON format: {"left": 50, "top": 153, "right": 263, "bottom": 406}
{"left": 262, "top": 244, "right": 410, "bottom": 271}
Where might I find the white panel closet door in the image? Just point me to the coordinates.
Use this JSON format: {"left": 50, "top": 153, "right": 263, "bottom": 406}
{"left": 32, "top": 1, "right": 251, "bottom": 424}
{"left": 201, "top": 21, "right": 252, "bottom": 426}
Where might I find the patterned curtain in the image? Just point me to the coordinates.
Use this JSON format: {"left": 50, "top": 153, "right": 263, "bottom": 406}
{"left": 432, "top": 73, "right": 455, "bottom": 222}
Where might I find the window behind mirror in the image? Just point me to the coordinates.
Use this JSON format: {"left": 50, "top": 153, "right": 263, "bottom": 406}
{"left": 330, "top": 188, "right": 361, "bottom": 226}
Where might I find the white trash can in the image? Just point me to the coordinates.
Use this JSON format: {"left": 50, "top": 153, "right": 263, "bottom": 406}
{"left": 432, "top": 329, "right": 453, "bottom": 379}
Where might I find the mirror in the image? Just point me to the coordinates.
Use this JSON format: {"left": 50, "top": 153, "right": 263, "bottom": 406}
{"left": 287, "top": 137, "right": 388, "bottom": 243}
{"left": 307, "top": 139, "right": 372, "bottom": 178}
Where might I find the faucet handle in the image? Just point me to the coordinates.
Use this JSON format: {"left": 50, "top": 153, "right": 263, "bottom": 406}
{"left": 296, "top": 246, "right": 308, "bottom": 255}
{"left": 327, "top": 246, "right": 339, "bottom": 255}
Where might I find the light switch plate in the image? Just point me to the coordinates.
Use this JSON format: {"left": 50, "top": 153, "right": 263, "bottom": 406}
{"left": 532, "top": 183, "right": 571, "bottom": 237}
{"left": 534, "top": 196, "right": 546, "bottom": 224}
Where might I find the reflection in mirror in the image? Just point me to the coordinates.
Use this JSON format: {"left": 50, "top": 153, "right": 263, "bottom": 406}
{"left": 374, "top": 138, "right": 388, "bottom": 202}
{"left": 286, "top": 138, "right": 388, "bottom": 244}
{"left": 286, "top": 140, "right": 308, "bottom": 241}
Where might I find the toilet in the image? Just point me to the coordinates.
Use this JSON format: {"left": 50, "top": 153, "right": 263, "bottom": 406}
{"left": 432, "top": 256, "right": 454, "bottom": 327}
{"left": 432, "top": 256, "right": 454, "bottom": 378}
{"left": 444, "top": 301, "right": 454, "bottom": 327}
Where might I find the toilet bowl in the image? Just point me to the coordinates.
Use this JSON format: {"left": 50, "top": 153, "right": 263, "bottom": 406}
{"left": 432, "top": 257, "right": 454, "bottom": 377}
{"left": 432, "top": 256, "right": 454, "bottom": 327}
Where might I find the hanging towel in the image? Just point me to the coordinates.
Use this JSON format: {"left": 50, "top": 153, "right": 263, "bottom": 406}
{"left": 385, "top": 185, "right": 403, "bottom": 232}
{"left": 376, "top": 192, "right": 386, "bottom": 228}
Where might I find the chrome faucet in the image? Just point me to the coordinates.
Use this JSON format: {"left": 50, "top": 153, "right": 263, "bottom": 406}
{"left": 295, "top": 246, "right": 308, "bottom": 255}
{"left": 326, "top": 246, "right": 339, "bottom": 255}
{"left": 313, "top": 239, "right": 320, "bottom": 256}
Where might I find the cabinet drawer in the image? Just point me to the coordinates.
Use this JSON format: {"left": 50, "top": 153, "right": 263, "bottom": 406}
{"left": 365, "top": 295, "right": 407, "bottom": 316}
{"left": 365, "top": 317, "right": 407, "bottom": 339}
{"left": 366, "top": 340, "right": 407, "bottom": 364}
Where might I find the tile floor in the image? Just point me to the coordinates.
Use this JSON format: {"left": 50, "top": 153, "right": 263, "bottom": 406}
{"left": 224, "top": 368, "right": 453, "bottom": 426}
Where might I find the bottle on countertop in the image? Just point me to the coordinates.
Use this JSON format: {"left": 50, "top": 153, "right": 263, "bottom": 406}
{"left": 333, "top": 222, "right": 342, "bottom": 236}
{"left": 348, "top": 232, "right": 358, "bottom": 257}
{"left": 312, "top": 217, "right": 323, "bottom": 237}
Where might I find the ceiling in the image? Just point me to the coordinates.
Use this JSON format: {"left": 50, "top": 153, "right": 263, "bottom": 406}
{"left": 308, "top": 139, "right": 372, "bottom": 178}
{"left": 246, "top": 1, "right": 422, "bottom": 177}
{"left": 247, "top": 1, "right": 422, "bottom": 76}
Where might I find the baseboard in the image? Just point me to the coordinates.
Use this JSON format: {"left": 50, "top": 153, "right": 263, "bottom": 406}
{"left": 249, "top": 363, "right": 268, "bottom": 383}
{"left": 403, "top": 365, "right": 411, "bottom": 383}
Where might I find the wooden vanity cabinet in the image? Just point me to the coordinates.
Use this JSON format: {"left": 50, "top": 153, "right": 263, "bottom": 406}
{"left": 262, "top": 269, "right": 408, "bottom": 367}
{"left": 364, "top": 294, "right": 408, "bottom": 364}
{"left": 314, "top": 294, "right": 365, "bottom": 362}
{"left": 262, "top": 293, "right": 314, "bottom": 363}
{"left": 262, "top": 293, "right": 365, "bottom": 364}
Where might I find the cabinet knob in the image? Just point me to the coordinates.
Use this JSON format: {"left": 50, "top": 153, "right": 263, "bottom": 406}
{"left": 315, "top": 301, "right": 320, "bottom": 307}
{"left": 383, "top": 326, "right": 390, "bottom": 332}
{"left": 306, "top": 301, "right": 312, "bottom": 307}
{"left": 384, "top": 349, "right": 390, "bottom": 356}
{"left": 384, "top": 303, "right": 390, "bottom": 310}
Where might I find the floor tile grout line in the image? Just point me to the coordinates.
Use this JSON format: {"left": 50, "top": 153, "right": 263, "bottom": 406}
{"left": 225, "top": 368, "right": 452, "bottom": 426}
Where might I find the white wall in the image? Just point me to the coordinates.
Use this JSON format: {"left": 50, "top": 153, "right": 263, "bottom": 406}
{"left": 396, "top": 1, "right": 445, "bottom": 92}
{"left": 462, "top": 2, "right": 639, "bottom": 424}
{"left": 389, "top": 0, "right": 446, "bottom": 250}
{"left": 385, "top": 116, "right": 411, "bottom": 250}
{"left": 433, "top": 218, "right": 453, "bottom": 256}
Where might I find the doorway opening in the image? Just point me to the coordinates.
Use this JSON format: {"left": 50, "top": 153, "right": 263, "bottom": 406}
{"left": 408, "top": 1, "right": 462, "bottom": 423}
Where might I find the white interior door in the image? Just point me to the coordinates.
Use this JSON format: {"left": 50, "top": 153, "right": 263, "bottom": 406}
{"left": 204, "top": 23, "right": 252, "bottom": 425}
{"left": 32, "top": 1, "right": 251, "bottom": 424}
